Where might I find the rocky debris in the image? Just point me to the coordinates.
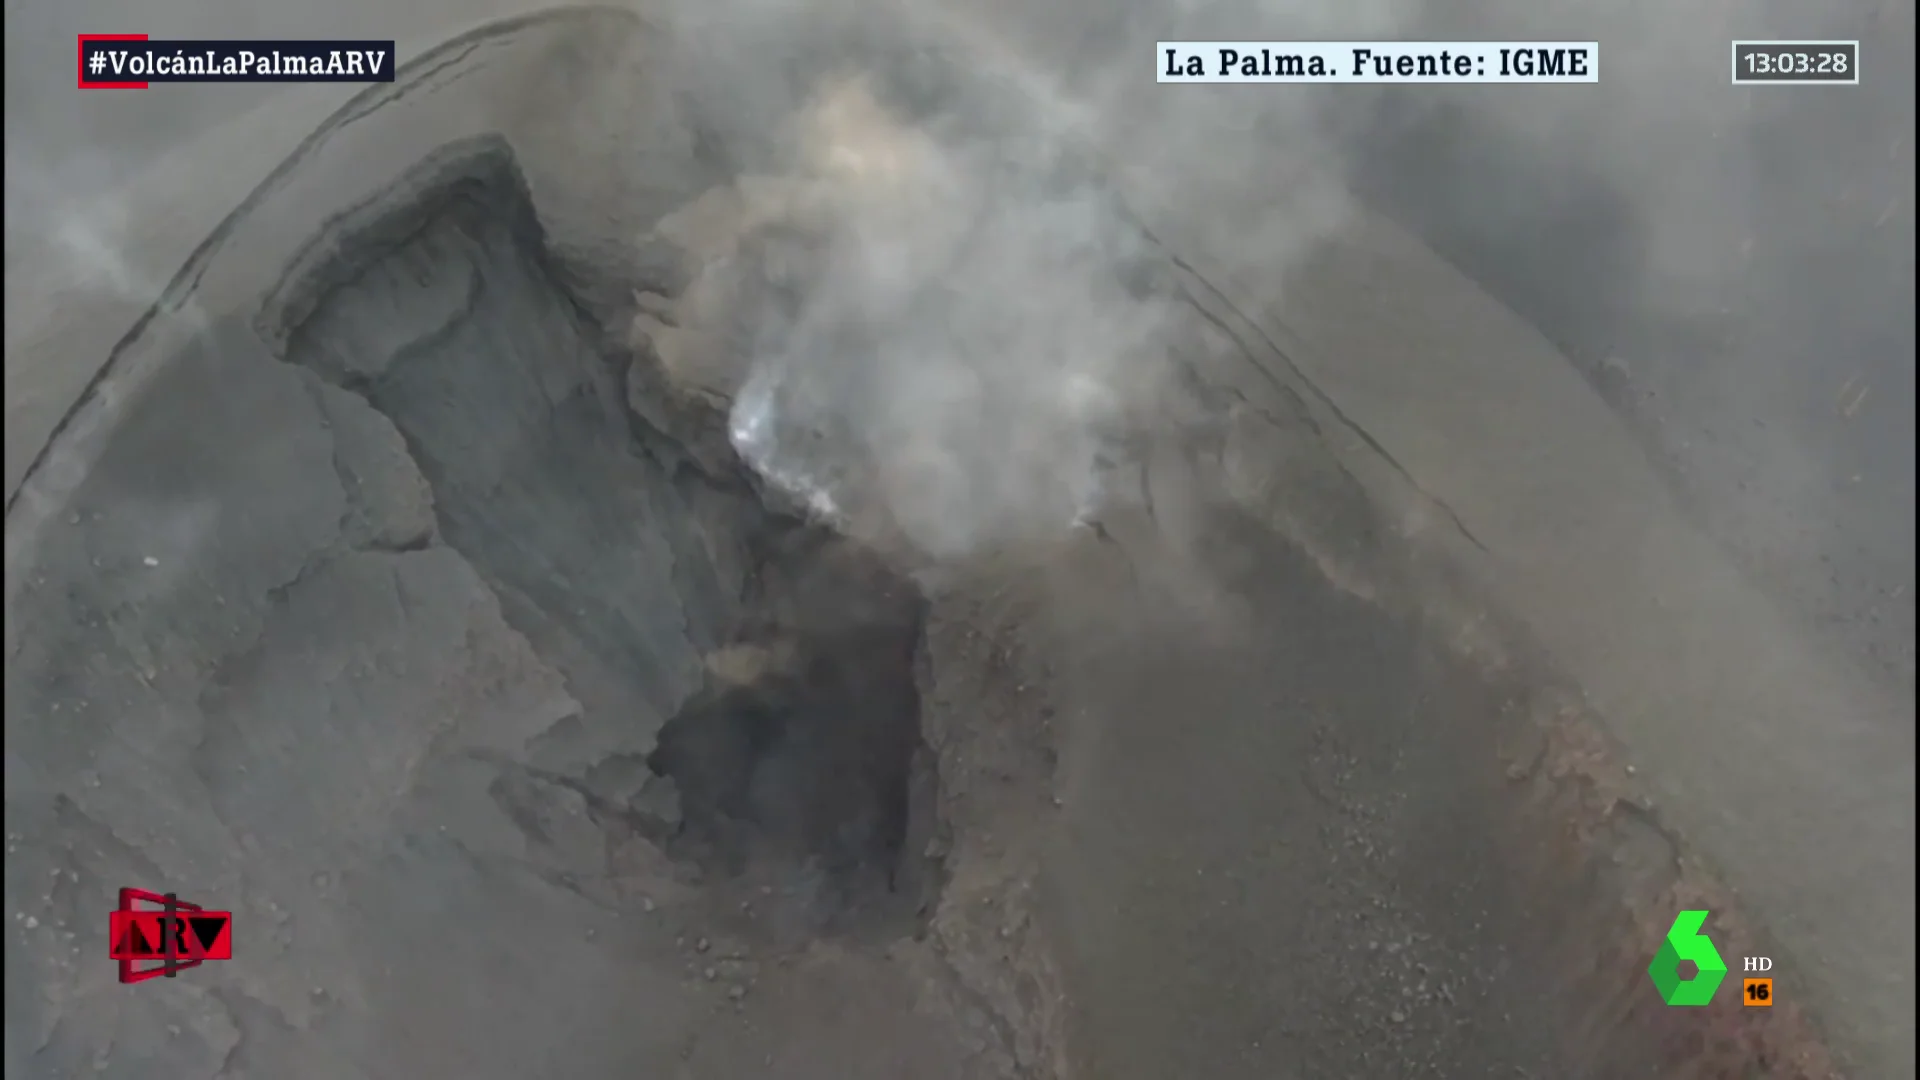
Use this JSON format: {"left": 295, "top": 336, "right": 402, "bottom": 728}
{"left": 632, "top": 774, "right": 685, "bottom": 832}
{"left": 702, "top": 640, "right": 802, "bottom": 687}
{"left": 305, "top": 376, "right": 438, "bottom": 552}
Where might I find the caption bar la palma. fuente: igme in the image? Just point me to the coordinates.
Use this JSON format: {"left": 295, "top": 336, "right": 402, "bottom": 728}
{"left": 1157, "top": 41, "right": 1599, "bottom": 83}
{"left": 78, "top": 36, "right": 396, "bottom": 87}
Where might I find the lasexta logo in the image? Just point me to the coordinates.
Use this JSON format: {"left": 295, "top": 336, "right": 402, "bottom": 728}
{"left": 1648, "top": 909, "right": 1728, "bottom": 1005}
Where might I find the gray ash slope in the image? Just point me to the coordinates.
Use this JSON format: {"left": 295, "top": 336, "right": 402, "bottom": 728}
{"left": 5, "top": 136, "right": 980, "bottom": 1079}
{"left": 0, "top": 127, "right": 1774, "bottom": 1080}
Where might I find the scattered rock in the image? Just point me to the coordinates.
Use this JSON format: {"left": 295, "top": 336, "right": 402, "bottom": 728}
{"left": 632, "top": 776, "right": 683, "bottom": 830}
{"left": 633, "top": 290, "right": 679, "bottom": 324}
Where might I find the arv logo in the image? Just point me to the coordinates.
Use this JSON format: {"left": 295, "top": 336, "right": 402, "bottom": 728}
{"left": 1648, "top": 909, "right": 1728, "bottom": 1005}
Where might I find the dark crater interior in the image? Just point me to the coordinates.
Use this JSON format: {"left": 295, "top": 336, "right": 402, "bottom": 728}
{"left": 278, "top": 141, "right": 940, "bottom": 938}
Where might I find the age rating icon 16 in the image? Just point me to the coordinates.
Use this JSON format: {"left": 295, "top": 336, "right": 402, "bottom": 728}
{"left": 109, "top": 887, "right": 232, "bottom": 984}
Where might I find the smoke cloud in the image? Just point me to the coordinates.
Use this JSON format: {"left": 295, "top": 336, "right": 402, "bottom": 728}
{"left": 654, "top": 0, "right": 1909, "bottom": 679}
{"left": 5, "top": 0, "right": 1908, "bottom": 666}
{"left": 714, "top": 76, "right": 1185, "bottom": 560}
{"left": 663, "top": 0, "right": 1385, "bottom": 564}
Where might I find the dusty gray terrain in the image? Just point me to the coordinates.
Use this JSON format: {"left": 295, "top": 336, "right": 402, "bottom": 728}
{"left": 5, "top": 5, "right": 1912, "bottom": 1080}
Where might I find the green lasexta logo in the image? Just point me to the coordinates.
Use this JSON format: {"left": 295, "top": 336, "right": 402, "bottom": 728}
{"left": 1648, "top": 909, "right": 1728, "bottom": 1005}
